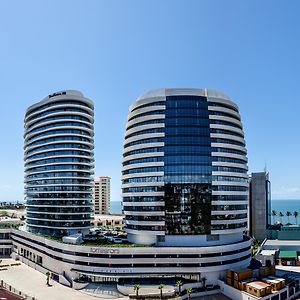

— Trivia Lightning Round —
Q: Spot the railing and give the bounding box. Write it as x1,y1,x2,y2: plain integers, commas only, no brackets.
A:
0,280,37,300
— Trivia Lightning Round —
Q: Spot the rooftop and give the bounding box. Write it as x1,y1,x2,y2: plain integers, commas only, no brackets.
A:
247,281,270,289
264,239,300,246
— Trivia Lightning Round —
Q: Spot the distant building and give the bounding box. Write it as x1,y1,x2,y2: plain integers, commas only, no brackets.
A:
249,172,271,241
93,176,110,214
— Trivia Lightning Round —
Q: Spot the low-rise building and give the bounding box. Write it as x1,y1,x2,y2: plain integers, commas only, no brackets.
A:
92,214,124,231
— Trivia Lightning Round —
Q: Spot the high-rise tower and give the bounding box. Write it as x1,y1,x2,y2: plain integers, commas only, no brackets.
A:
24,90,94,236
93,176,111,214
122,88,248,248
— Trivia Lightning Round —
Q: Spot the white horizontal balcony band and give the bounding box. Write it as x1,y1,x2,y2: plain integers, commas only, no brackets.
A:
122,172,164,180
207,96,238,111
26,118,93,136
125,123,165,137
25,132,94,148
208,106,241,120
25,103,93,123
25,139,94,153
26,154,94,165
26,205,92,209
126,114,165,130
211,181,249,187
26,162,93,172
211,200,248,205
26,111,94,130
25,223,90,230
25,125,94,143
26,96,94,116
212,161,248,170
121,182,164,188
124,227,165,236
124,132,165,146
211,227,245,235
123,152,164,163
131,94,166,111
123,211,164,216
26,184,93,189
122,162,164,172
128,104,165,119
27,211,91,215
209,124,244,136
26,217,91,222
26,169,93,176
211,152,248,162
210,133,245,144
27,190,91,195
25,147,94,160
211,218,248,225
212,171,248,178
211,209,248,215
122,202,164,207
25,177,92,184
210,143,246,153
122,192,164,197
212,191,248,196
209,114,242,128
123,142,165,154
125,220,165,226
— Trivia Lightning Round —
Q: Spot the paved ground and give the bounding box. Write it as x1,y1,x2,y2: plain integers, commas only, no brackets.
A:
81,283,127,299
193,295,231,300
0,259,128,300
122,283,175,296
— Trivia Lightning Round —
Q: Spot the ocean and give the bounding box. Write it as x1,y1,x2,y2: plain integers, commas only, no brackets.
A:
110,199,300,224
270,199,300,224
3,199,299,224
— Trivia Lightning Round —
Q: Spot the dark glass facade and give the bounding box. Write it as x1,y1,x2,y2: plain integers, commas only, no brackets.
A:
164,96,212,235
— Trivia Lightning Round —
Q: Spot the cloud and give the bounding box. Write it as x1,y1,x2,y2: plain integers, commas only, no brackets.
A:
273,185,300,196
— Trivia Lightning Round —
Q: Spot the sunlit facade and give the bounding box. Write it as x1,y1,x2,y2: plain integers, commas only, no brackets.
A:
24,90,94,236
122,88,248,247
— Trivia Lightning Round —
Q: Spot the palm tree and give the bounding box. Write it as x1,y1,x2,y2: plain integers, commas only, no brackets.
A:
133,284,140,299
158,284,164,299
271,210,277,224
294,211,299,225
186,287,193,300
286,211,292,224
176,280,183,295
279,212,284,224
201,277,207,289
46,271,51,286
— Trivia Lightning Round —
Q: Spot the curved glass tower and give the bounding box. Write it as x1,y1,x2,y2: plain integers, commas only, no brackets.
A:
122,88,248,247
24,90,94,236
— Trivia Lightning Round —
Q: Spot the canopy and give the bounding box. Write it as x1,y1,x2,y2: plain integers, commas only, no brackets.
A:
279,250,297,259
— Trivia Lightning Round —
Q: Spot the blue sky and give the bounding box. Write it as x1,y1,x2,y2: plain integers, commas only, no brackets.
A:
0,0,299,202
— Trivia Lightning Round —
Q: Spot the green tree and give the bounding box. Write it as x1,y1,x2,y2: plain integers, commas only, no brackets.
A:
286,211,292,224
294,211,299,225
186,287,193,300
158,284,165,299
176,280,183,295
279,212,284,224
133,284,140,299
271,210,277,224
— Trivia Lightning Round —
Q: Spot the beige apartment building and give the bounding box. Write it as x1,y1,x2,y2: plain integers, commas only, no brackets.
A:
93,176,111,214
